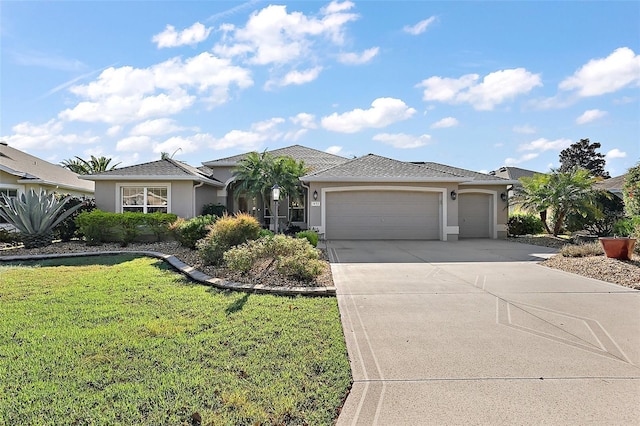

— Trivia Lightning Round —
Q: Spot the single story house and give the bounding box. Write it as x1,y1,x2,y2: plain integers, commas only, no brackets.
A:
594,174,626,200
0,142,94,199
84,144,517,241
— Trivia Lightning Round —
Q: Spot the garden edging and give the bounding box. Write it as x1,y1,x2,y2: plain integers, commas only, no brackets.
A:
0,251,337,296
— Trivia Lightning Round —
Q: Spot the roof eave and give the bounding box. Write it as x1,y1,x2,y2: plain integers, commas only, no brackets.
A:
15,178,94,193
460,179,519,186
81,175,223,186
300,176,470,183
201,161,237,167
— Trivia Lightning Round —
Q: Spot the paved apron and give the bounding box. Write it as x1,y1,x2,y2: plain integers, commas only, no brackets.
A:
329,240,640,425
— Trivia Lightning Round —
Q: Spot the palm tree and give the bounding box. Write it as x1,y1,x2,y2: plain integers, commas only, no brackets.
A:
232,152,309,224
60,155,120,174
512,168,601,236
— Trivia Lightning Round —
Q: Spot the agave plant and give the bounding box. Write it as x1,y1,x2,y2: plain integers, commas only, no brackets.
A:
0,189,84,248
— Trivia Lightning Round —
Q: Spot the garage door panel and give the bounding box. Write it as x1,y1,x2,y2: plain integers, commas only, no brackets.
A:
326,191,440,240
459,193,491,238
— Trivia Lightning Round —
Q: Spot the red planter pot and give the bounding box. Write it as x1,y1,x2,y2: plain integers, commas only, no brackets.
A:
599,237,636,261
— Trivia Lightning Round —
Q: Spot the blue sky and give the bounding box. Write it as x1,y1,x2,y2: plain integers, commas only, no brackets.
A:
1,1,638,176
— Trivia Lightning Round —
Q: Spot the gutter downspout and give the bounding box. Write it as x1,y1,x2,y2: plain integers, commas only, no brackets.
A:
193,181,204,218
300,181,310,229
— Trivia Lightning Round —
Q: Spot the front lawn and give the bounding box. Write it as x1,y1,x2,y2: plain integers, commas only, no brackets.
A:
0,255,351,425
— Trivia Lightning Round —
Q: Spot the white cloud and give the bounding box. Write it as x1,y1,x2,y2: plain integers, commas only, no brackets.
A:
606,148,627,159
154,136,200,155
321,97,416,133
403,16,437,35
504,153,539,165
338,47,379,65
130,118,186,136
60,53,252,124
373,133,432,149
513,124,536,134
116,135,152,152
2,119,98,151
430,117,459,129
213,2,359,65
559,47,640,97
251,117,285,133
283,129,308,141
152,22,213,48
325,145,343,155
107,125,123,137
290,112,317,128
518,137,572,152
576,109,607,124
417,68,542,110
267,67,323,89
206,117,286,151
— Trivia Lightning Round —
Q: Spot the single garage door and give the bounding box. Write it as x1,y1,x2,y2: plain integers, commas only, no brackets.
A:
459,193,491,238
325,190,440,240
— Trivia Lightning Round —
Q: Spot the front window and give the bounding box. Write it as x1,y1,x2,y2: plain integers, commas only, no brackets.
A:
290,198,305,222
122,186,168,213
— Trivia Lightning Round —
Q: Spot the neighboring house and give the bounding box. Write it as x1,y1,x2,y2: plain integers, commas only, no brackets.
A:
490,166,544,214
594,174,626,200
86,144,516,241
0,141,94,199
81,158,223,219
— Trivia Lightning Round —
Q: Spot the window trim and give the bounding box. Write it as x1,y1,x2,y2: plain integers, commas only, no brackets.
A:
116,183,171,214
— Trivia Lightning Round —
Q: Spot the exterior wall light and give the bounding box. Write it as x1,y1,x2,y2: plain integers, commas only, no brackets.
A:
313,190,318,200
271,184,280,234
500,192,507,202
450,190,457,200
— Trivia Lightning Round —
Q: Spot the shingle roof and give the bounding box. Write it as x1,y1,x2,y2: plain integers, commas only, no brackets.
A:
202,144,349,171
414,162,508,182
0,143,94,193
594,174,626,192
301,154,473,182
490,166,542,180
83,158,222,186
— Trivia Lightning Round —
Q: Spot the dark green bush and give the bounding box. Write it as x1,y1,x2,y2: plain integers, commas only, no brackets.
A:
75,210,177,246
296,230,319,247
197,213,261,266
54,197,96,241
508,214,545,236
169,215,217,249
201,203,227,217
259,228,275,239
565,192,624,237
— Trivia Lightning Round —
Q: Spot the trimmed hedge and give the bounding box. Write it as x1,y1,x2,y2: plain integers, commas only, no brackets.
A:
75,210,177,246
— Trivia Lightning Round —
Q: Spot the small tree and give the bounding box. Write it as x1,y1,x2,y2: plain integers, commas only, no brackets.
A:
512,168,601,236
559,138,610,178
623,162,640,216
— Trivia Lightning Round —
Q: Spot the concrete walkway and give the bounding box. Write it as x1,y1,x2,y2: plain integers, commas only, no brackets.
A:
330,240,640,425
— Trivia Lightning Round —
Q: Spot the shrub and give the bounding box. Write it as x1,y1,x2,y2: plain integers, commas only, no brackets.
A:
224,234,323,282
277,254,325,282
564,192,624,237
613,216,640,237
169,215,217,249
75,210,177,246
201,203,227,217
259,228,274,239
197,213,261,266
560,242,603,257
296,230,318,247
0,227,20,245
54,197,96,241
508,214,545,236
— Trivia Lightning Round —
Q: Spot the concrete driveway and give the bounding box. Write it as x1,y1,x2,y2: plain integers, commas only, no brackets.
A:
329,240,640,425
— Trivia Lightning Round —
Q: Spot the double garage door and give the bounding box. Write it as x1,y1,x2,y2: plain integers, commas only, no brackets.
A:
325,190,440,240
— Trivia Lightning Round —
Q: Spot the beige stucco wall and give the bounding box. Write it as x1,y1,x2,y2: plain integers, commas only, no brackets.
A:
94,180,222,219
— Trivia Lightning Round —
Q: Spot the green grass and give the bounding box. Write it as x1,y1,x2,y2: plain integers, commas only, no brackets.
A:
0,255,351,425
